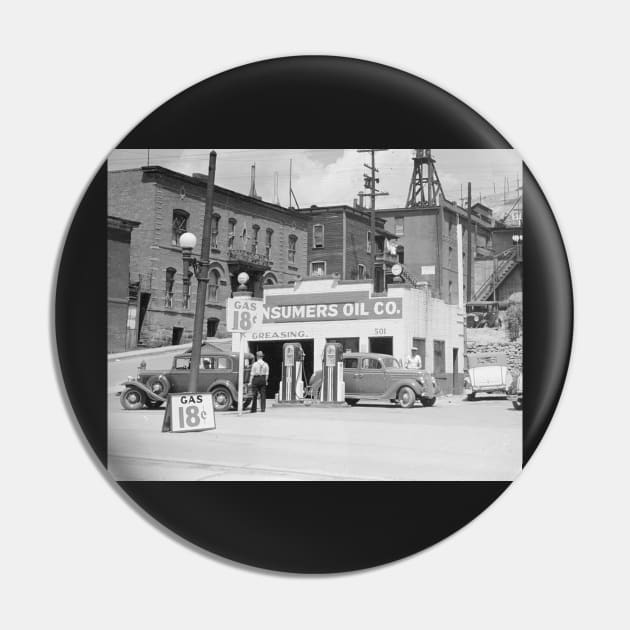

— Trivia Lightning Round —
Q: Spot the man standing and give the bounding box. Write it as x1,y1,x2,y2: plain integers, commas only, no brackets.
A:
249,350,270,413
405,347,423,369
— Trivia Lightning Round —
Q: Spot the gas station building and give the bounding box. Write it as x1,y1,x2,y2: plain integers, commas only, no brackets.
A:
232,276,465,395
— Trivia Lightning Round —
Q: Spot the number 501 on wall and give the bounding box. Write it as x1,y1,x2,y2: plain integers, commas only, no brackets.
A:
227,297,263,332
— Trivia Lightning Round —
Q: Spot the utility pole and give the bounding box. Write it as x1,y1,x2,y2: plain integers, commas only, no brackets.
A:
357,149,388,284
188,151,217,392
467,182,472,303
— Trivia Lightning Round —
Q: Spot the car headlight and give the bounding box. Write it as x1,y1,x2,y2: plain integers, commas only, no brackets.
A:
418,376,425,385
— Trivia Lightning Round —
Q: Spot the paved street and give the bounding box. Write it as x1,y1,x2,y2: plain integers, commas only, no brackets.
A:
108,352,522,481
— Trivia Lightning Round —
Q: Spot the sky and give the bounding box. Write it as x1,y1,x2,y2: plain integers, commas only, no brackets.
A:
108,148,522,214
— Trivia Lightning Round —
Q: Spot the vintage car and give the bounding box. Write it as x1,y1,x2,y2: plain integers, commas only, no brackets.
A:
465,301,504,328
463,352,512,400
309,352,438,409
119,348,253,412
507,371,523,410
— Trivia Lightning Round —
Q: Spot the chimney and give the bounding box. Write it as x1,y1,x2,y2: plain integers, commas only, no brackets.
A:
249,164,262,200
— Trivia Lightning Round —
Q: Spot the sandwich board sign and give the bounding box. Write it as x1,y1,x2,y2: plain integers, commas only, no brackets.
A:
162,393,216,433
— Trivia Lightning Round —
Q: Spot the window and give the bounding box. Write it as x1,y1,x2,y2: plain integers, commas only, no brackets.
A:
394,216,404,236
208,269,220,301
200,356,231,370
366,230,372,253
313,224,324,248
448,280,453,303
211,213,220,248
448,246,453,266
175,357,191,370
228,218,236,249
171,210,189,246
396,245,404,264
310,261,326,276
343,358,358,369
251,224,260,254
265,228,273,258
165,267,176,308
362,358,382,370
288,234,297,263
357,264,366,279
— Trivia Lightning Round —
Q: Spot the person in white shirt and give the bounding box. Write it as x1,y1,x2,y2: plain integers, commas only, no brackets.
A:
249,350,270,413
405,347,423,369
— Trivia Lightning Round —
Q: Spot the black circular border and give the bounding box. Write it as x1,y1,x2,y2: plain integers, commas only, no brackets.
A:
55,56,572,573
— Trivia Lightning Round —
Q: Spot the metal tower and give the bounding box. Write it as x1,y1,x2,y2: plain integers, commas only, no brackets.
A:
405,149,444,207
249,164,261,200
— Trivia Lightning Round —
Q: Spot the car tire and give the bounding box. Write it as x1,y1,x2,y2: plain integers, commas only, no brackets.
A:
345,398,359,406
146,374,170,398
120,388,146,410
211,386,233,412
397,386,416,409
467,393,476,401
420,396,436,407
512,400,522,410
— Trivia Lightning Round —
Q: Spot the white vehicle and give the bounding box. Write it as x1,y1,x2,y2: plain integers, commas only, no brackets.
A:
463,352,512,401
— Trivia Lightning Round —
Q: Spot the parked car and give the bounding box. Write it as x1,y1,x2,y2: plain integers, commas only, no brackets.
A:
463,352,512,400
309,352,438,409
119,348,253,412
507,371,523,410
465,301,504,328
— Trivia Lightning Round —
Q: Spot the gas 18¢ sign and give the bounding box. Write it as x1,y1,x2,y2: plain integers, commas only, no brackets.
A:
227,297,264,332
162,393,216,433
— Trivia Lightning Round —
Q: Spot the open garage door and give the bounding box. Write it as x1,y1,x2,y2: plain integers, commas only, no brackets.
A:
247,339,314,399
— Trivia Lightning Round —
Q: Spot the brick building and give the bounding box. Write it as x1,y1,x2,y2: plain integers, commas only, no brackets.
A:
377,199,495,304
107,216,140,353
108,166,309,347
297,204,398,291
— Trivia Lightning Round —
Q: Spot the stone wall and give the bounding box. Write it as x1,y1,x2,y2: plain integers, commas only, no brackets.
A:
466,338,522,374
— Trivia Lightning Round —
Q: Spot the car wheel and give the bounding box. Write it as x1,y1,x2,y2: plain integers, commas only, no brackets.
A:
211,386,233,412
345,398,359,406
146,374,170,398
420,396,436,407
467,393,476,401
397,386,416,409
145,399,163,409
120,388,146,410
512,400,522,410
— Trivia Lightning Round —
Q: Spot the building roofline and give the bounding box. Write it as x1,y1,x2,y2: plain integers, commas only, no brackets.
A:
110,165,303,219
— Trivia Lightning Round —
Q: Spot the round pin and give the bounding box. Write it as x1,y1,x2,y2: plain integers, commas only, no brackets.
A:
55,56,572,573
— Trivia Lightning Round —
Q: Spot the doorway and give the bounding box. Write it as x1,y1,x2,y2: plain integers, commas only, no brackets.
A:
452,347,460,394
206,317,219,338
171,326,184,345
247,339,314,399
369,336,393,355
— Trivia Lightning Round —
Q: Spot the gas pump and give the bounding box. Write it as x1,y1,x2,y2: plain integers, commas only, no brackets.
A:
319,342,345,404
277,342,305,403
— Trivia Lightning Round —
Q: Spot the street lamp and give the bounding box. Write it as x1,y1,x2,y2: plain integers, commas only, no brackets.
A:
180,232,198,310
236,271,250,293
182,151,218,392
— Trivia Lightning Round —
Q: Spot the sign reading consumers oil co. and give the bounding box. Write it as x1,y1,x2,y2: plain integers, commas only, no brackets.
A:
262,291,403,323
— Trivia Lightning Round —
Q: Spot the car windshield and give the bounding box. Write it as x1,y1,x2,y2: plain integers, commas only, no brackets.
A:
381,357,400,368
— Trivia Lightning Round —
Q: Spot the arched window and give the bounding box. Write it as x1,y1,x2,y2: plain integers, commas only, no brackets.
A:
265,228,273,258
228,218,237,249
211,213,220,248
251,224,260,254
208,269,220,301
171,209,189,246
288,234,297,263
165,267,176,308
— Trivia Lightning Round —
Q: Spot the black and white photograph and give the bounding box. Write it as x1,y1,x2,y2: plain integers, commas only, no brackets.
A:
108,148,523,481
